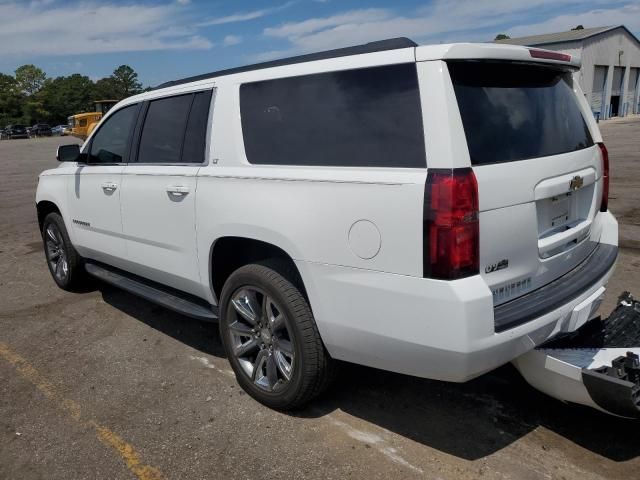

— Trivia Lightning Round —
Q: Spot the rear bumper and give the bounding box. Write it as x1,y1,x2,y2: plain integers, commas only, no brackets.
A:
494,242,618,332
298,212,618,382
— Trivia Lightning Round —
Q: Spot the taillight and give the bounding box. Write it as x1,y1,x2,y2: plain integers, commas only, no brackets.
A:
423,168,479,280
598,142,609,212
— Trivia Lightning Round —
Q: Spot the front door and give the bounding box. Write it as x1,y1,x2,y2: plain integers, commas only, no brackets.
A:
120,90,213,297
67,104,139,264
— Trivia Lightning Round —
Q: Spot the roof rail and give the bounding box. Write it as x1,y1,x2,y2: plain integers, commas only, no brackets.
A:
153,37,417,90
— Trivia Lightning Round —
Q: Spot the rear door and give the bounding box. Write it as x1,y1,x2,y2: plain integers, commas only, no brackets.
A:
447,61,604,306
120,89,213,297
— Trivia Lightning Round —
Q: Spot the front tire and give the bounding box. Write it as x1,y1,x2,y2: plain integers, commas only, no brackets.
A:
220,263,333,409
42,212,85,290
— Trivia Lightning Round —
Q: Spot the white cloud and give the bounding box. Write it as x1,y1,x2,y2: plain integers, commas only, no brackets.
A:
176,0,191,4
260,0,631,55
264,8,390,38
0,1,213,56
198,1,295,27
507,4,640,38
223,34,242,46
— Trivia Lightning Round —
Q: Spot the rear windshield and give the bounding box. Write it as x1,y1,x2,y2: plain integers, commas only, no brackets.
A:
448,61,593,165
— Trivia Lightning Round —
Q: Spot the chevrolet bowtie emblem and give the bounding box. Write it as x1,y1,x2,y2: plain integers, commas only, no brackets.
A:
569,175,584,191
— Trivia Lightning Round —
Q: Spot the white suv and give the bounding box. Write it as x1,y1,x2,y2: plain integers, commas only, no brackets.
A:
36,38,618,409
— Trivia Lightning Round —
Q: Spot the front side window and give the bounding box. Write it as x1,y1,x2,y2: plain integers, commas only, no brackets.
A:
89,105,138,164
240,64,426,168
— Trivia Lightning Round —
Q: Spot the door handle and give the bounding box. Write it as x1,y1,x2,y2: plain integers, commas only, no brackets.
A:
101,182,118,192
166,185,190,197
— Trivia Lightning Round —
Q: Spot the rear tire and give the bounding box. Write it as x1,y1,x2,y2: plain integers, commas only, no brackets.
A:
42,212,86,291
219,263,334,409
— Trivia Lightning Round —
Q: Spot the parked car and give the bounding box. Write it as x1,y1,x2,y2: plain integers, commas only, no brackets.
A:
1,124,29,139
51,125,69,136
31,123,52,137
36,39,620,411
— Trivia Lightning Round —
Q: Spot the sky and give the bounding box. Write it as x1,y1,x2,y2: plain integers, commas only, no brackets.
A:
1,0,639,87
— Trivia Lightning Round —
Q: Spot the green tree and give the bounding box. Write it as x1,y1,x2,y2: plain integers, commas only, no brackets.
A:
0,73,23,126
22,96,48,124
494,33,511,41
14,64,46,95
40,74,95,124
110,65,142,99
92,77,119,100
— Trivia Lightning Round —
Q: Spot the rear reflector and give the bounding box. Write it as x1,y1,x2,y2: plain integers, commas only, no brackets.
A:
599,143,609,212
529,49,571,62
423,168,479,280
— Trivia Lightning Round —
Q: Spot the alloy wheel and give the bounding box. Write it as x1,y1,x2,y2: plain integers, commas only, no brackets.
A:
227,287,295,392
45,224,68,283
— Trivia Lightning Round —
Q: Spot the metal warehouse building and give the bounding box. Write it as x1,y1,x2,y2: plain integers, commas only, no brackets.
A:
497,25,640,120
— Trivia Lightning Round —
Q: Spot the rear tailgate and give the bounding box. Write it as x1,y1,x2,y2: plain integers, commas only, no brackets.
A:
447,59,607,323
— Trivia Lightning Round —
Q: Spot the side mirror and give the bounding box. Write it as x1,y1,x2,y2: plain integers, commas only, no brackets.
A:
56,144,84,163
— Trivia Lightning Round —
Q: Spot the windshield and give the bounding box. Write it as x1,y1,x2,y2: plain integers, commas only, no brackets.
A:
448,61,593,165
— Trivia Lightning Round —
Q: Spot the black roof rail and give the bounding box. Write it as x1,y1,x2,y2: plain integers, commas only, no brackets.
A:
153,37,417,90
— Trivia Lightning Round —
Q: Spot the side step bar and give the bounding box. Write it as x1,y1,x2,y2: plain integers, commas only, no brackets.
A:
513,292,640,418
85,262,218,322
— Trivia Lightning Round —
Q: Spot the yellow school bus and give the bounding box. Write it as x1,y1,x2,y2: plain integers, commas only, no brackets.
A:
68,100,118,139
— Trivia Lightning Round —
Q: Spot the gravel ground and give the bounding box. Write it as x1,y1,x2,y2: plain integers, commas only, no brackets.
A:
0,121,639,480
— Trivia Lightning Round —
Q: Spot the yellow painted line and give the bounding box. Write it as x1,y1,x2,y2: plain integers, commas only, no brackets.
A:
0,342,164,480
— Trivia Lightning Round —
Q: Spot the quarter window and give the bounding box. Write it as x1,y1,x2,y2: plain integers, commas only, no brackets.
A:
89,105,138,164
240,64,426,168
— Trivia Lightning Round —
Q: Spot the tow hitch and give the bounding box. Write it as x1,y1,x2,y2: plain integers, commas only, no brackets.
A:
513,292,640,418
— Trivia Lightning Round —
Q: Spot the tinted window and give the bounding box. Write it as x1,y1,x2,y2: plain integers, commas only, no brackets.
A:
137,94,193,164
449,62,593,165
240,64,425,168
182,90,212,163
89,105,137,164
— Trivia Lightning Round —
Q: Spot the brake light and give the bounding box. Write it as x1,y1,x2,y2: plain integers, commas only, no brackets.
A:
529,49,571,62
423,168,479,280
598,142,609,212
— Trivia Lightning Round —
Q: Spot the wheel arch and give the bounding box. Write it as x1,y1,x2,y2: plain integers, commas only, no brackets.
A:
209,236,307,305
36,200,61,233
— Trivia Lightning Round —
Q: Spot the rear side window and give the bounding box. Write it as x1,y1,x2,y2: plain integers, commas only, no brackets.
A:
138,94,193,164
182,90,213,163
240,64,425,168
137,90,212,164
448,62,593,165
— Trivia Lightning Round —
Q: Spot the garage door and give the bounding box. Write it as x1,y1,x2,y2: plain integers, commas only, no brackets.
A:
590,65,607,113
627,67,640,114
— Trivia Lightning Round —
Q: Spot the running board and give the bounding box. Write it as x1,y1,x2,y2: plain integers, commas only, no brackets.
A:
513,292,640,418
85,262,218,322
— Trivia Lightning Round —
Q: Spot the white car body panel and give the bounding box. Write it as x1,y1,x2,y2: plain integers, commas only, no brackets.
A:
36,42,619,383
65,165,126,262
119,165,204,297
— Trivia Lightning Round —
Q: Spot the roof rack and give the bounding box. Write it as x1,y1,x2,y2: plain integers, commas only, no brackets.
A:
153,37,417,90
